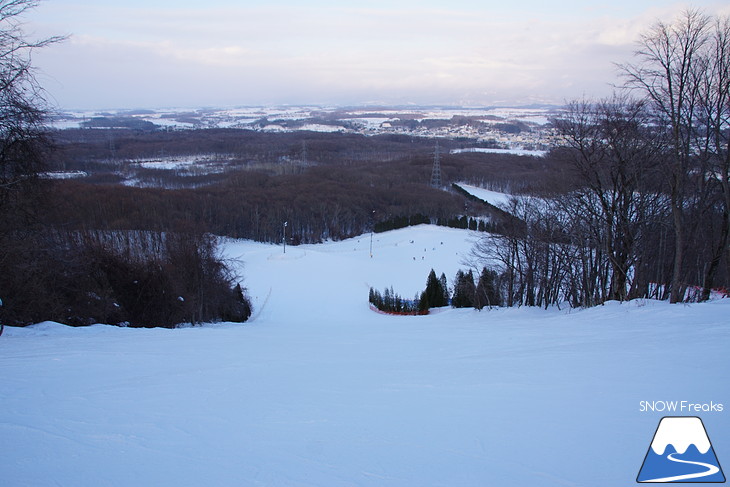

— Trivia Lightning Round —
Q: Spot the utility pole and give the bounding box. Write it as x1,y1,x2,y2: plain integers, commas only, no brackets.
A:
430,140,442,188
283,221,288,254
370,210,375,258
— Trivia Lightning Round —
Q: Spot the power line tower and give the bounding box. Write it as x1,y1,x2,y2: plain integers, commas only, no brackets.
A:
430,141,442,188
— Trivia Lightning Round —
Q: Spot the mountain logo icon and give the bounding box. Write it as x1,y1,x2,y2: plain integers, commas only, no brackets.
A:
637,416,725,483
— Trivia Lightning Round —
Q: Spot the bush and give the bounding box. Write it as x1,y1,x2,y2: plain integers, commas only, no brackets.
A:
0,229,252,328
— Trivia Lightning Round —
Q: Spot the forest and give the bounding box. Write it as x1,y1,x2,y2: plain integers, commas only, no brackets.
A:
466,11,730,308
42,128,569,243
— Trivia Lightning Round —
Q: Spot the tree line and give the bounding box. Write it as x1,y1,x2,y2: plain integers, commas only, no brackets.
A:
468,10,730,306
369,268,502,315
0,0,252,328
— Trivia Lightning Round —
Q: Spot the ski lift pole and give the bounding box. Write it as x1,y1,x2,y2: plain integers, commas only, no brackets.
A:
283,221,288,254
370,210,375,258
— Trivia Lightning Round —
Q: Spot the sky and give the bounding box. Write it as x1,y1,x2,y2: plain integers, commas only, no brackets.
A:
24,0,730,110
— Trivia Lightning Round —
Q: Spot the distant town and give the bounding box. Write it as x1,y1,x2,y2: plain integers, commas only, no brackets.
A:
51,105,563,154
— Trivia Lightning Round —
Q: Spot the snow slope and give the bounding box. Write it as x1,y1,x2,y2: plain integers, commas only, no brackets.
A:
455,182,516,207
1,225,728,487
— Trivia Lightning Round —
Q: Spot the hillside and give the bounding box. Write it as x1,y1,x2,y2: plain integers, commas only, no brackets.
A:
1,225,728,486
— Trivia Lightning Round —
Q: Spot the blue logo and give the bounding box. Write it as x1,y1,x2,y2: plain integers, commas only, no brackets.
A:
637,416,725,483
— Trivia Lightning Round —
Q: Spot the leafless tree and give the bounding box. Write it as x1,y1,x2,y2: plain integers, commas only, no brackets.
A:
0,0,64,214
619,9,715,302
695,16,730,300
552,96,665,301
0,0,64,326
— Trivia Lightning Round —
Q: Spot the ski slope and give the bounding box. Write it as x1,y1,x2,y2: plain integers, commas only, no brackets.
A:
454,182,516,207
1,225,728,487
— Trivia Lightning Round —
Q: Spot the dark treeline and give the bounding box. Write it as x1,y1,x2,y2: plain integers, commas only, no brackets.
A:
0,2,252,328
48,127,571,191
369,269,449,315
47,168,467,243
43,128,567,243
49,129,444,171
1,228,252,327
369,268,503,315
369,287,424,315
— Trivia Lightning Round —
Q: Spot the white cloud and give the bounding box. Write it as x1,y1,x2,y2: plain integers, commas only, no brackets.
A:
27,1,730,109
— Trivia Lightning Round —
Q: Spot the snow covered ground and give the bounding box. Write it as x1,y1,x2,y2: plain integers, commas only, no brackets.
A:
1,225,728,486
455,183,516,207
451,147,547,157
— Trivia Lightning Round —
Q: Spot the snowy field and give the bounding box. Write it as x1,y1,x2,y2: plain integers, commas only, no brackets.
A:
451,147,547,157
49,106,559,134
1,225,728,486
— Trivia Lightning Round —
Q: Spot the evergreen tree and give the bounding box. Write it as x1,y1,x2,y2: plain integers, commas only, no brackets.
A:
423,269,449,309
452,270,476,308
370,286,420,314
418,289,430,313
369,287,379,307
475,267,502,309
439,272,449,306
383,286,393,310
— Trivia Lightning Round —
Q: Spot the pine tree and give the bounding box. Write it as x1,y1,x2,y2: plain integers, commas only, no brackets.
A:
422,269,447,309
439,272,449,306
452,270,476,308
418,289,430,313
383,287,393,310
475,267,502,309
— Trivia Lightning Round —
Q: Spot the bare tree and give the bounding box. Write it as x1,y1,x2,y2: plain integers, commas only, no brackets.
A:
696,16,730,300
619,9,712,302
0,0,64,216
0,0,64,326
552,96,664,301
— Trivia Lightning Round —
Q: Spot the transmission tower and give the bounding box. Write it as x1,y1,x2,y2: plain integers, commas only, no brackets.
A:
430,141,442,188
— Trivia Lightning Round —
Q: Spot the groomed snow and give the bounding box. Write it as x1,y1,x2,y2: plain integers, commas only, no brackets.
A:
1,225,728,487
454,182,516,207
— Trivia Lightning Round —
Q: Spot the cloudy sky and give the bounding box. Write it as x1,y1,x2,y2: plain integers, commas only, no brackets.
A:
26,0,730,110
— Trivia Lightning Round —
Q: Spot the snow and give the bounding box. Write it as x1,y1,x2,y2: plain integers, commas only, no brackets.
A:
39,170,88,180
451,147,547,157
298,123,347,133
1,224,728,487
347,117,395,129
650,417,712,455
49,119,84,130
136,159,199,170
455,182,516,207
